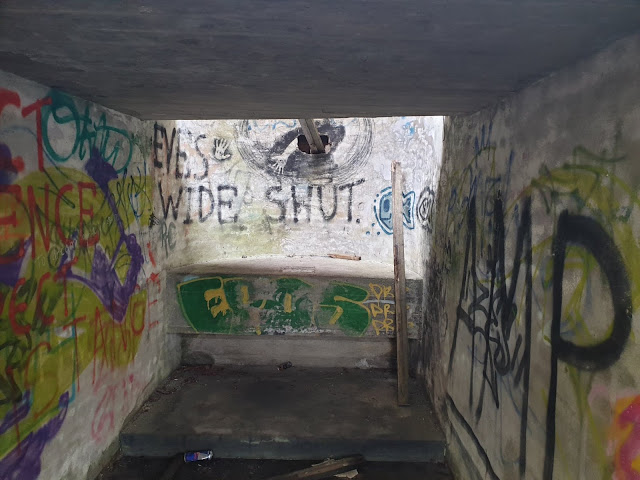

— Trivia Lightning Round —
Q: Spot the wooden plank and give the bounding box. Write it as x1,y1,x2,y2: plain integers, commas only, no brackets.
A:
298,118,326,154
327,253,361,261
392,160,409,406
265,455,365,480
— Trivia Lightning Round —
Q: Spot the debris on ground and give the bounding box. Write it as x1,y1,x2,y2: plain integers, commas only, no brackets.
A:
334,469,359,478
265,455,364,480
278,361,293,370
327,254,361,261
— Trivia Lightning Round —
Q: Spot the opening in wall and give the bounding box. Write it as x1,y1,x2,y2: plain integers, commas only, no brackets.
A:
297,134,330,154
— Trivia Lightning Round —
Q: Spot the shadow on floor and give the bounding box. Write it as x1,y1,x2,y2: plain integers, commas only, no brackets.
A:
97,456,453,480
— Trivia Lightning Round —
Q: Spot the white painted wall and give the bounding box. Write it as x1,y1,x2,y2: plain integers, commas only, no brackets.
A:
153,117,444,278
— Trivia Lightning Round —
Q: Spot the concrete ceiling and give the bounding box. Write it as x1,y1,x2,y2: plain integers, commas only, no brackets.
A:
1,1,639,120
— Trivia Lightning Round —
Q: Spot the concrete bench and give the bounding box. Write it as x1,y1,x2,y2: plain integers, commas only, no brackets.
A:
166,256,423,368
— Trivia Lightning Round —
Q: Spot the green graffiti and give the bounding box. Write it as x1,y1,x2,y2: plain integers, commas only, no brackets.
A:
177,277,250,334
177,277,389,336
41,90,134,173
252,278,313,331
317,283,371,336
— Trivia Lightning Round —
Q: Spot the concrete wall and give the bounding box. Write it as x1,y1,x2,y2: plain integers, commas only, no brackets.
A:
0,71,179,479
424,33,640,479
153,117,443,275
152,116,443,367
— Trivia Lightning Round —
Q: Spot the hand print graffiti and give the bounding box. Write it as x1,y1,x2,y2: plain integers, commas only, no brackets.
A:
212,138,231,161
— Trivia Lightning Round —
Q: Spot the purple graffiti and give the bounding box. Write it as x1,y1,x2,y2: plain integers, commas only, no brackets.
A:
58,148,143,322
0,143,28,287
0,241,27,287
0,392,68,480
0,392,30,435
0,143,20,186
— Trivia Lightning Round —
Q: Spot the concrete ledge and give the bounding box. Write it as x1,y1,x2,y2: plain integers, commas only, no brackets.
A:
181,334,420,370
167,255,421,280
120,434,445,463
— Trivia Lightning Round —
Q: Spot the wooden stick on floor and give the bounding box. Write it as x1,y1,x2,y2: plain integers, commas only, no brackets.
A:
265,455,365,480
392,160,409,406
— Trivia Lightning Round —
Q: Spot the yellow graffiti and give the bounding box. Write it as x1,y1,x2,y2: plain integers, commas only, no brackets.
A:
367,283,397,336
255,299,268,309
369,283,394,301
0,166,150,459
283,293,293,313
241,285,250,305
204,284,232,318
325,304,344,325
371,303,395,335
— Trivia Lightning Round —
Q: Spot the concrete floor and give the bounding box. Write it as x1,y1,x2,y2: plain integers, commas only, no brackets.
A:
120,365,445,463
97,457,453,480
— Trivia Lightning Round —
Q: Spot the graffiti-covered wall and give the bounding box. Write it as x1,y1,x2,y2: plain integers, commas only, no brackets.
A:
0,71,177,479
152,117,443,273
425,34,640,479
169,274,423,338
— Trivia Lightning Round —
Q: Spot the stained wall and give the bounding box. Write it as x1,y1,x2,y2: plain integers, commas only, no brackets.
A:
424,33,640,479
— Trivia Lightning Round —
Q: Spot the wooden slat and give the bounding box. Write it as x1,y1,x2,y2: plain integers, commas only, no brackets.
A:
392,160,409,406
327,253,361,261
265,455,365,480
298,118,326,154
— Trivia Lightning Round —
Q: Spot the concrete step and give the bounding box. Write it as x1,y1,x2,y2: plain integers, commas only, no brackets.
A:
180,334,421,370
120,366,445,463
98,457,454,480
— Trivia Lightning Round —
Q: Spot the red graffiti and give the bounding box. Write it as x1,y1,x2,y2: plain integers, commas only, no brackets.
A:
0,185,25,264
91,302,146,386
147,242,156,267
35,272,55,327
91,385,115,443
0,88,20,117
9,278,29,335
149,272,160,289
3,181,106,256
27,184,51,257
130,299,146,336
91,373,144,443
77,182,98,247
21,96,52,172
612,395,640,480
54,183,75,246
